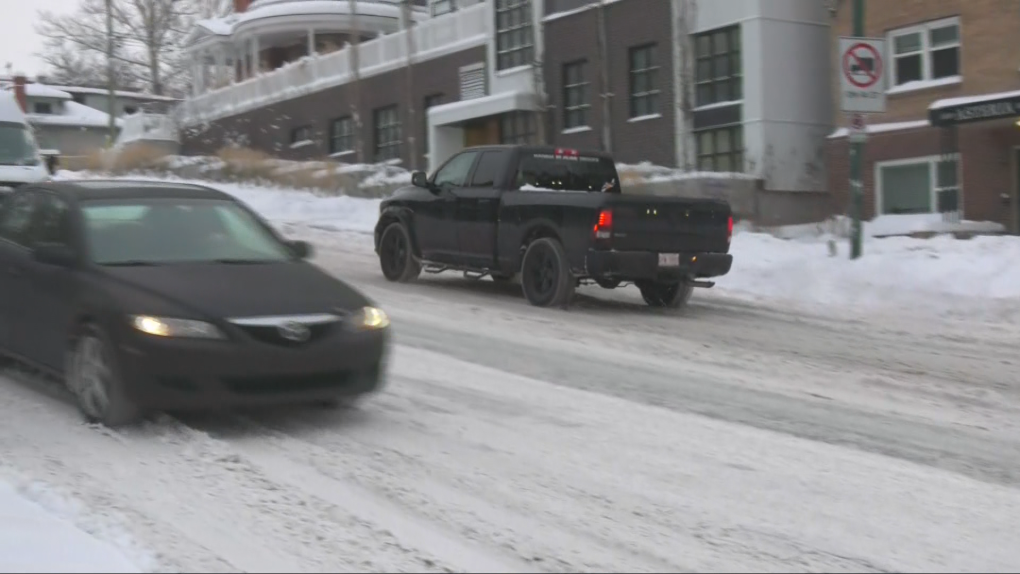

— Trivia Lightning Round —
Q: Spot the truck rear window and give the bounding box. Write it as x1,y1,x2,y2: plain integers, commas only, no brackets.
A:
515,152,620,193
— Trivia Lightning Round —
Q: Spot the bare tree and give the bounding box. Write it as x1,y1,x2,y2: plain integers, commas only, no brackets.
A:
674,0,697,170
35,0,209,96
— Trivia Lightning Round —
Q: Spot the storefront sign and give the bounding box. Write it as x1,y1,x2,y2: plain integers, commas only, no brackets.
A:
930,95,1020,126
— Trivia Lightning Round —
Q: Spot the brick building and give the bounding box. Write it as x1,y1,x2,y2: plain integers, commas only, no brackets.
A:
827,0,1020,234
179,0,833,218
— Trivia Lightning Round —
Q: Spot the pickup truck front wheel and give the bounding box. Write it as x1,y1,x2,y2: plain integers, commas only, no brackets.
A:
521,238,575,308
637,280,694,309
379,222,422,282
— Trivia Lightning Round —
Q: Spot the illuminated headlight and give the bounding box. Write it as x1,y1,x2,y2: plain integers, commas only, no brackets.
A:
131,315,225,339
347,306,390,331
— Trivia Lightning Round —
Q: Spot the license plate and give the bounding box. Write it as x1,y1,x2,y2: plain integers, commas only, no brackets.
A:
658,253,680,267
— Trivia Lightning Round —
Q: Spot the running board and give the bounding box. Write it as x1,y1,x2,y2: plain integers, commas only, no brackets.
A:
690,280,715,288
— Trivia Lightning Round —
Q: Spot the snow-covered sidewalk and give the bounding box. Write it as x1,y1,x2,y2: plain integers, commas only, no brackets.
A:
0,480,142,573
56,171,1020,323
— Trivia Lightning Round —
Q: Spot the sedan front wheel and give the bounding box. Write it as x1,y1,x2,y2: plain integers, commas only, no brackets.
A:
67,326,143,428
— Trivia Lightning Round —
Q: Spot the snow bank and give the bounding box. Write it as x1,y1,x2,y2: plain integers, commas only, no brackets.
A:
718,231,1020,321
0,480,146,572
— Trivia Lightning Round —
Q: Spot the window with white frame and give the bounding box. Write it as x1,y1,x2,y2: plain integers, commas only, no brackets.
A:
329,116,354,155
431,0,455,17
628,43,659,118
562,59,589,129
495,0,534,71
878,156,960,215
373,106,401,162
695,125,743,172
694,25,742,107
888,17,960,88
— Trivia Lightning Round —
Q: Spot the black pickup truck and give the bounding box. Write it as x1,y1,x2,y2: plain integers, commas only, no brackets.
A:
374,145,733,309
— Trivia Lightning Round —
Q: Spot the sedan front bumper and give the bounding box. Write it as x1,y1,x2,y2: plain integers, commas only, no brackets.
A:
115,325,389,411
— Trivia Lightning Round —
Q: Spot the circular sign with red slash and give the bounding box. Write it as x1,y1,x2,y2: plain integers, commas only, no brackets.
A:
842,42,883,89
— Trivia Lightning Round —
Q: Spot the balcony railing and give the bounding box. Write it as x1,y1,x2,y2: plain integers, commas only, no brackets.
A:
179,1,488,126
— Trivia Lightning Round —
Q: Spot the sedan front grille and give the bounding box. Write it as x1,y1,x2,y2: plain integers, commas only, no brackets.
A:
236,322,335,346
226,312,344,347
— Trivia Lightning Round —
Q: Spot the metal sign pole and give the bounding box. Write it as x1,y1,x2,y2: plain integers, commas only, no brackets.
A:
849,0,866,259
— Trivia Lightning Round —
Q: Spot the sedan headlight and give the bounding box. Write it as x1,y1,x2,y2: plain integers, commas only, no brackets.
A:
131,315,225,339
347,306,390,331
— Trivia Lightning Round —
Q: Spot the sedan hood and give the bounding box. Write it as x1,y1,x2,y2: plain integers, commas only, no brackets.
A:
100,261,371,319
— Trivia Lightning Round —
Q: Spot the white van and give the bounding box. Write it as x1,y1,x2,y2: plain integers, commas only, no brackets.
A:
0,91,50,192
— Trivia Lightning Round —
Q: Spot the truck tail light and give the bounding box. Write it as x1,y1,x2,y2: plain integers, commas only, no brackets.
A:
727,215,733,243
594,208,613,240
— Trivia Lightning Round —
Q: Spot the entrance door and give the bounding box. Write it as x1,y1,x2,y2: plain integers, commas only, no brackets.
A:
463,118,499,147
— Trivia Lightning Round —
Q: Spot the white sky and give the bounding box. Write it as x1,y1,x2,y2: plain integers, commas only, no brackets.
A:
2,0,76,76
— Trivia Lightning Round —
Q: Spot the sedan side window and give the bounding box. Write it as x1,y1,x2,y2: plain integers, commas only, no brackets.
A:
433,151,479,188
0,193,37,247
32,194,73,247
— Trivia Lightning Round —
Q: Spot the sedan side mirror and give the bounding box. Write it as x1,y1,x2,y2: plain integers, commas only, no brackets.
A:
34,243,76,267
288,239,314,259
411,171,435,192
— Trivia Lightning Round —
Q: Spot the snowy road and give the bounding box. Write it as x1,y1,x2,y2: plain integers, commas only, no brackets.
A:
2,227,1020,573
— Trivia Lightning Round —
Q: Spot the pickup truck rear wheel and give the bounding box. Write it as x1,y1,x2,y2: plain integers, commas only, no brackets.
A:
637,280,694,309
521,238,575,308
379,222,421,282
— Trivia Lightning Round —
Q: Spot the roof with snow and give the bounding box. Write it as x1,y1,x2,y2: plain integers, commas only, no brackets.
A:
24,84,72,100
27,100,124,129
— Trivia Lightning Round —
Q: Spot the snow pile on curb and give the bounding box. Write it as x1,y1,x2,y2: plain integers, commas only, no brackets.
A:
718,231,1020,322
54,172,1020,322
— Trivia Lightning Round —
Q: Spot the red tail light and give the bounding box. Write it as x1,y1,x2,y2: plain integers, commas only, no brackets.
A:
594,208,613,239
727,215,733,242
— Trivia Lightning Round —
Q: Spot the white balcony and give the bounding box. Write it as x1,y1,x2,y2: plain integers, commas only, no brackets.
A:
178,2,489,126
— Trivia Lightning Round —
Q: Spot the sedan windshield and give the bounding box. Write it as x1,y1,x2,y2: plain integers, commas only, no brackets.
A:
82,198,294,265
0,123,41,166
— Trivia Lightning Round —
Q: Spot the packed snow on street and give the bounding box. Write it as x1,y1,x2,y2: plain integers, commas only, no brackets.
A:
2,170,1020,573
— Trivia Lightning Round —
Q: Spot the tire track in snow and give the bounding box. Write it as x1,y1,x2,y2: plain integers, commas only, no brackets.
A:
0,371,451,573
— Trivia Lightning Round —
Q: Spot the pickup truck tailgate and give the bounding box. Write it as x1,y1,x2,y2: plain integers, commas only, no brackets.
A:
607,198,731,253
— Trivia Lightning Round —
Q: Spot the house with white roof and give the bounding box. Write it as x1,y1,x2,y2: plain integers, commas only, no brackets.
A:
2,78,122,157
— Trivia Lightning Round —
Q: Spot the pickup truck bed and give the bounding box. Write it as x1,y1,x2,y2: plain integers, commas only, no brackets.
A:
375,145,733,309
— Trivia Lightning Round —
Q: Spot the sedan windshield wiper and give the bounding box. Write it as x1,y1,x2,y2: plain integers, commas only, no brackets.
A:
101,260,162,267
211,258,273,265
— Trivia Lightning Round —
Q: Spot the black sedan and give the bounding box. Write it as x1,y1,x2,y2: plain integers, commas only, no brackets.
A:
0,180,390,427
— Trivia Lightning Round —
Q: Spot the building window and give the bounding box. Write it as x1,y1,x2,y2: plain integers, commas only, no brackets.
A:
373,105,402,161
694,25,742,107
432,0,455,16
500,111,536,144
695,125,743,172
33,102,53,115
423,93,443,156
562,60,589,129
495,0,534,71
628,44,659,118
888,17,960,87
877,156,960,215
329,116,354,155
290,125,312,145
